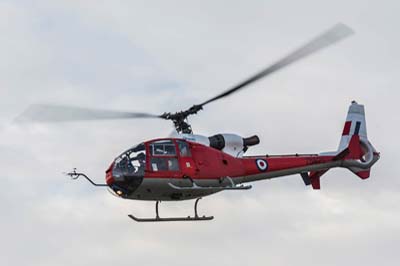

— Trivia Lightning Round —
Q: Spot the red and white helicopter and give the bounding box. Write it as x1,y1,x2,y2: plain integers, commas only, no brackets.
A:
18,24,380,222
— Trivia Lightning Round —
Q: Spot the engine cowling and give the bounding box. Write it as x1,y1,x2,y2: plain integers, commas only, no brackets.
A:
208,133,260,157
173,132,260,157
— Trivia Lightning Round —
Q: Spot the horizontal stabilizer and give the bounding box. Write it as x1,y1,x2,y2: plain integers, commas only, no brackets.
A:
301,172,311,185
310,176,321,190
300,170,328,189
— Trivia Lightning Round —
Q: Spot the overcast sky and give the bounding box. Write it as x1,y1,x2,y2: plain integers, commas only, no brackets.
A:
0,1,399,265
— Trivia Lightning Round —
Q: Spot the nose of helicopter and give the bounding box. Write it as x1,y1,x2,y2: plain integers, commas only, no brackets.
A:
105,162,115,186
105,162,126,196
105,159,145,197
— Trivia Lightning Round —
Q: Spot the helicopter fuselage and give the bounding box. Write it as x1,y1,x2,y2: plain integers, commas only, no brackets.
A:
105,131,379,201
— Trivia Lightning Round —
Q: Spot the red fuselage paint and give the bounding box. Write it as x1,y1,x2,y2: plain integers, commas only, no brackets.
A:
105,137,378,201
135,139,335,180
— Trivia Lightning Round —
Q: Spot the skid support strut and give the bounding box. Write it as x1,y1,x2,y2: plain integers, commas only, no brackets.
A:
128,198,214,222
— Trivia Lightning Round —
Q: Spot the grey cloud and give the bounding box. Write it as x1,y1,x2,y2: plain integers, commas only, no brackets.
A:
0,1,399,266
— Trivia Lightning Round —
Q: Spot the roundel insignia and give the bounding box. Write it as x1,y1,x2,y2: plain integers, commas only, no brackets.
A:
256,159,268,172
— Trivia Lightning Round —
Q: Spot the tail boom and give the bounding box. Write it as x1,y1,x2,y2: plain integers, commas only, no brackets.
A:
238,101,379,189
240,144,379,189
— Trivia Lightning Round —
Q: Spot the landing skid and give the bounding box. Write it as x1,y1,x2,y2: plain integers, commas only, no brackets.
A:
128,198,214,222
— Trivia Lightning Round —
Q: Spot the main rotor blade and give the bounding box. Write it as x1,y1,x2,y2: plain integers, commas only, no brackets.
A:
199,23,354,106
15,104,161,123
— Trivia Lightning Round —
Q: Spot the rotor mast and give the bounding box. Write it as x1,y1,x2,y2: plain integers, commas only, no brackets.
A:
160,104,202,134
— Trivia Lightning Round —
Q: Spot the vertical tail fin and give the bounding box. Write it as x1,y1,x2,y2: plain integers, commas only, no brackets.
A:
338,101,379,179
303,101,379,190
301,101,380,189
338,101,367,151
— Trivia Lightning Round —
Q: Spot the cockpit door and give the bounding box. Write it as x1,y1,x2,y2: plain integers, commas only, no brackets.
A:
147,139,182,178
176,140,197,178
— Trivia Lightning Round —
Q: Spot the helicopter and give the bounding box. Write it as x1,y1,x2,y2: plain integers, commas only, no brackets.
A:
17,23,380,222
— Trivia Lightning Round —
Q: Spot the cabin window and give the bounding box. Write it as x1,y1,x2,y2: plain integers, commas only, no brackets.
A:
150,157,167,171
150,140,176,156
150,157,179,172
149,140,180,172
177,140,191,157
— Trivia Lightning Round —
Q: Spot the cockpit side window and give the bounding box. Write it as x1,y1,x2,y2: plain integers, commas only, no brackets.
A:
150,140,176,156
149,140,180,172
177,140,191,157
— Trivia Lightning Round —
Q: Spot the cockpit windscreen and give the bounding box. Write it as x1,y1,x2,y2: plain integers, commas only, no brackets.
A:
113,143,146,179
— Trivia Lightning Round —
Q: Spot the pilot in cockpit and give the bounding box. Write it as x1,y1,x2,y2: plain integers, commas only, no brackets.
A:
136,152,146,171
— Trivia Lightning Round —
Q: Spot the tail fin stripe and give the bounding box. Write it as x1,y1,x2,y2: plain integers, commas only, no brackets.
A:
342,121,351,135
354,121,361,135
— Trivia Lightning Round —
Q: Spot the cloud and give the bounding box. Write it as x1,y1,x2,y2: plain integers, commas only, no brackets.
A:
0,1,399,266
